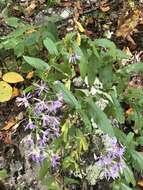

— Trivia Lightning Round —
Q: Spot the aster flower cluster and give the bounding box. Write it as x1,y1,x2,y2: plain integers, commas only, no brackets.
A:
96,134,125,180
16,80,63,164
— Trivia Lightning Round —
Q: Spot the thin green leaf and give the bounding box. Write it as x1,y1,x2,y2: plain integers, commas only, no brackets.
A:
23,56,50,71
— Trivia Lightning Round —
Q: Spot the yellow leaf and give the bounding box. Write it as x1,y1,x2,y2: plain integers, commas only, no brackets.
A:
74,20,85,33
76,32,81,46
65,80,71,90
26,71,34,79
0,81,12,102
25,28,37,34
2,72,24,83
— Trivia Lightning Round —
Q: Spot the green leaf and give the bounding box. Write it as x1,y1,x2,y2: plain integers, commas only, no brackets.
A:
0,170,7,179
76,129,88,151
132,151,143,171
54,81,81,109
118,63,143,74
38,159,50,180
95,38,116,49
23,56,50,71
87,99,114,136
78,109,92,132
111,91,125,123
120,183,133,190
43,37,58,55
61,120,69,142
64,177,80,185
4,17,23,27
123,165,136,186
42,175,61,190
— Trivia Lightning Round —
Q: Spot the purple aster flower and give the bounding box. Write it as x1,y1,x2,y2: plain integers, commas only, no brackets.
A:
31,152,46,163
47,100,62,113
34,80,48,96
42,115,60,127
34,99,49,115
42,115,51,127
27,138,34,146
39,129,50,146
16,92,32,108
107,163,121,180
26,135,34,146
102,134,125,158
95,134,126,181
97,155,112,167
25,120,36,130
51,154,60,168
69,53,80,64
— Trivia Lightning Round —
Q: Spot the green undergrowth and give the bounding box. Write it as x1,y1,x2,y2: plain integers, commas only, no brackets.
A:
1,12,143,190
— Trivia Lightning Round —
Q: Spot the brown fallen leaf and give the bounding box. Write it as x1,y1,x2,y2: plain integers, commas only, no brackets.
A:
3,132,12,144
138,179,143,188
100,0,110,12
116,9,141,45
1,112,24,131
26,71,34,79
25,0,37,16
2,118,16,131
12,87,20,98
126,108,134,116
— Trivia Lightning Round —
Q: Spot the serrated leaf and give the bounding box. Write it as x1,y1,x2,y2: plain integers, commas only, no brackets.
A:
0,81,12,102
43,37,58,55
23,56,49,71
2,72,24,83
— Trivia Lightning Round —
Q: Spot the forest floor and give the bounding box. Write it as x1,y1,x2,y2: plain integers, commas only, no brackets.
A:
0,0,143,190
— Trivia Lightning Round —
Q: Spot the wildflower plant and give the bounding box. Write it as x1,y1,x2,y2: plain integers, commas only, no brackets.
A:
9,26,143,189
16,80,63,165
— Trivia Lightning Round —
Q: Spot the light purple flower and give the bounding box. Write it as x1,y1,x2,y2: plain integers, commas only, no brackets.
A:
69,53,80,64
48,100,62,113
95,134,126,180
27,138,34,145
25,120,36,130
97,155,112,167
16,93,32,108
34,99,49,115
42,115,51,127
31,152,46,163
39,129,50,146
34,80,48,96
42,115,60,127
51,154,60,168
102,135,125,158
